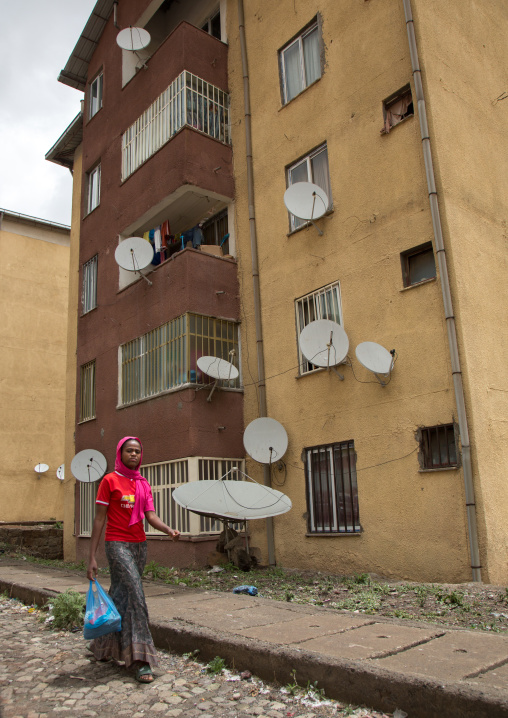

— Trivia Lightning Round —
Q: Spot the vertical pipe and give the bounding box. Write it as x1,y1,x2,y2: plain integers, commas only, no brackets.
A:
238,0,275,564
402,0,481,581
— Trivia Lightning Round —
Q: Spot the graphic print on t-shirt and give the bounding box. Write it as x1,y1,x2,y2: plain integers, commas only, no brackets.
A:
120,494,135,510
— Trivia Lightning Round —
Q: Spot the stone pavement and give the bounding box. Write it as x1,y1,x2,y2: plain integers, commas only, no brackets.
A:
1,559,508,718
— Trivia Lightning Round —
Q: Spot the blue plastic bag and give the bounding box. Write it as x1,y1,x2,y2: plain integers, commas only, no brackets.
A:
83,578,122,640
232,585,258,596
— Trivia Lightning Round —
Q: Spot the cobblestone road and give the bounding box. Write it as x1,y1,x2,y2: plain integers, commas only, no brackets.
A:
0,597,392,718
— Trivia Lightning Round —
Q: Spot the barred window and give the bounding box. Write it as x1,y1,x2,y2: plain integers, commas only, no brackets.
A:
141,457,244,536
120,313,240,405
202,209,229,255
305,441,361,534
295,281,342,374
419,424,458,470
82,255,98,314
287,144,332,231
79,360,96,422
79,481,99,536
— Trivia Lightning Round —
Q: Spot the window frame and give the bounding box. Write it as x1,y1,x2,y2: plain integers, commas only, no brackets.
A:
280,19,322,105
400,242,436,288
286,143,332,232
82,255,98,314
201,8,221,39
295,281,343,375
305,440,361,535
201,208,229,254
79,360,96,422
418,424,459,471
381,84,414,134
89,71,103,119
86,163,101,215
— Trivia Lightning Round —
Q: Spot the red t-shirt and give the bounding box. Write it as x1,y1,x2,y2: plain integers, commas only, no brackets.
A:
96,472,151,542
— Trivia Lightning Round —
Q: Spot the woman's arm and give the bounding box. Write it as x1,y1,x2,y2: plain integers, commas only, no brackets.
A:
145,511,180,540
86,503,108,580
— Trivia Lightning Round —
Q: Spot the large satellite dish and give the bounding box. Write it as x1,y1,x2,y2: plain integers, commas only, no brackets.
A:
116,27,151,51
299,319,349,378
355,341,395,386
115,237,154,271
71,450,107,483
173,479,292,521
56,464,65,481
34,463,49,474
284,182,329,235
197,356,239,381
243,417,288,464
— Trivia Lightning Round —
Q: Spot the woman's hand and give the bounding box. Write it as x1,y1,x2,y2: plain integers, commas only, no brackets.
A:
167,528,180,541
87,558,98,581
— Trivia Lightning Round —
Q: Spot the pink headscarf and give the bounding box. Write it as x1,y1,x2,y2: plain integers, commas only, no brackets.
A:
115,436,154,526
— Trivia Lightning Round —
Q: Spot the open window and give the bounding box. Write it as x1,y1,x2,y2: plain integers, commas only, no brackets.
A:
88,71,103,119
86,163,101,215
381,85,414,134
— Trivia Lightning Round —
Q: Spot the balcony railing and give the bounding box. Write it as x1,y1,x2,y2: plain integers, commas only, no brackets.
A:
122,71,230,180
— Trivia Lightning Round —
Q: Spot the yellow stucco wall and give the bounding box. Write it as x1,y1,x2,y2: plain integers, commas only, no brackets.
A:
0,214,70,522
63,146,83,560
411,0,508,583
226,0,507,582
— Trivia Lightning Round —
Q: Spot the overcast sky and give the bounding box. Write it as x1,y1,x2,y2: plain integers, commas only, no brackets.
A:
0,1,97,226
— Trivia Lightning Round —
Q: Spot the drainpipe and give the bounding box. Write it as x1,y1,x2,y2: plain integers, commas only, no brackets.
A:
403,0,481,582
238,0,276,565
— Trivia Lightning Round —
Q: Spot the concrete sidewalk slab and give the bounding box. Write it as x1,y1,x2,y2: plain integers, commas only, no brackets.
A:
1,559,508,718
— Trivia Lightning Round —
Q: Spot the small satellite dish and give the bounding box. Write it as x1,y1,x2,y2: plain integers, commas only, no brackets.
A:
71,449,107,483
56,464,65,481
299,319,349,378
115,237,154,271
355,341,395,386
34,463,49,474
116,27,151,51
243,417,288,464
197,356,239,381
284,182,329,235
172,479,292,521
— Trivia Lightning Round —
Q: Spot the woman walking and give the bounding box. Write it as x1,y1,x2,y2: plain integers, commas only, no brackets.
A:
87,436,180,683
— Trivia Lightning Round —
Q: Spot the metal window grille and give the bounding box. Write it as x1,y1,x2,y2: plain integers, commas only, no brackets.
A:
141,457,245,536
305,441,361,534
295,281,342,374
79,360,96,421
202,209,229,254
121,71,230,180
120,313,240,405
82,255,98,314
87,164,101,213
79,481,99,536
420,424,458,469
287,145,331,231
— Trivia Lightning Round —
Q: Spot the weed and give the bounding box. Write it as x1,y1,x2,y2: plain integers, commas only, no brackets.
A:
206,656,226,674
183,649,200,660
49,589,86,631
392,609,414,619
53,521,63,530
306,679,326,699
284,669,300,696
285,591,294,602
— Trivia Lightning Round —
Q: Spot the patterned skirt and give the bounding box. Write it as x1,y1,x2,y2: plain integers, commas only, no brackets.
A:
89,541,159,668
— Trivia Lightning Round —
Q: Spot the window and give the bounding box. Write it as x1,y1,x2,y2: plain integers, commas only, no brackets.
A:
89,71,103,119
79,482,99,536
418,424,458,470
79,360,96,422
305,441,361,534
202,209,229,254
401,242,436,287
141,457,244,536
86,164,101,214
120,313,240,405
295,281,342,374
381,85,413,134
82,255,98,314
287,144,332,231
201,9,221,39
280,21,321,104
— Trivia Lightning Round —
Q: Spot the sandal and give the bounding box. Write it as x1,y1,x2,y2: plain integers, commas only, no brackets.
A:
135,663,154,683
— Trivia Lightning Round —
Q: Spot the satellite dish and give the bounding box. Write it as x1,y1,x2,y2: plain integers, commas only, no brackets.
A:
299,319,349,377
115,237,154,271
116,27,151,51
34,463,49,474
197,356,239,381
355,341,395,386
284,182,329,221
71,449,107,483
243,417,288,464
56,464,65,481
172,479,292,521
